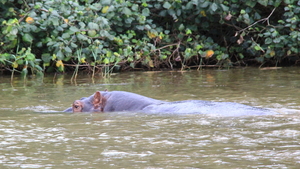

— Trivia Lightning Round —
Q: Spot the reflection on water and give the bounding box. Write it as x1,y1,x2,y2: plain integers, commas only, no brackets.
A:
0,67,300,168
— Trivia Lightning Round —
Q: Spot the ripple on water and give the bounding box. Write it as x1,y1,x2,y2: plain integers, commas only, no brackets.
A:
0,111,300,168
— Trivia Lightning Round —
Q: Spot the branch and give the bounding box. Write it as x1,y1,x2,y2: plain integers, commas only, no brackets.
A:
152,43,179,52
238,7,276,33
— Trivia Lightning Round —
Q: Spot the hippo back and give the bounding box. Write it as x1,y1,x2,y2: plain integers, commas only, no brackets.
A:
142,100,276,116
102,91,166,112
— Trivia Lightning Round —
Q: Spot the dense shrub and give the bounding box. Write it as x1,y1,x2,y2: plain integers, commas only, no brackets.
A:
0,0,299,76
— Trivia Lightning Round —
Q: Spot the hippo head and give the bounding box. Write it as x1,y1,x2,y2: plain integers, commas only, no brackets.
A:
72,91,106,112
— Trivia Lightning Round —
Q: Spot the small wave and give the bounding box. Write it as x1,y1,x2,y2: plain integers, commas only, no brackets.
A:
16,106,59,113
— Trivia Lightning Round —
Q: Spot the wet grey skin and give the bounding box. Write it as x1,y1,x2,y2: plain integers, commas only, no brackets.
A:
64,91,277,117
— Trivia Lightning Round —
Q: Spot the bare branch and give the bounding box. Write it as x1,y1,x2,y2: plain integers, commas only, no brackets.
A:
238,7,276,33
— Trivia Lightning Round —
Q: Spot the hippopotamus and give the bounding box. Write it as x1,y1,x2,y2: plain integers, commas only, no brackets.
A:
64,91,277,116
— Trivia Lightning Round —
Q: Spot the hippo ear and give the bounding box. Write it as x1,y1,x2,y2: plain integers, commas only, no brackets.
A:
93,91,105,111
93,91,103,105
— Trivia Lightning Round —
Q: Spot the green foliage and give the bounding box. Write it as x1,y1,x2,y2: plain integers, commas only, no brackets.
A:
0,47,42,76
0,0,299,75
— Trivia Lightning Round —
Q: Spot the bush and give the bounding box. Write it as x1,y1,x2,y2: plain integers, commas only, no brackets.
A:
0,0,299,76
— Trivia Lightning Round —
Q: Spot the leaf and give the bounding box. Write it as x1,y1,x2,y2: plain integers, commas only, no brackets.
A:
51,10,59,16
101,0,111,5
79,22,86,29
255,57,264,63
186,1,193,10
64,46,72,53
147,31,156,38
159,10,167,17
56,50,64,60
56,60,64,67
258,0,268,6
178,24,185,31
88,22,100,30
245,1,257,8
35,65,43,71
9,28,18,36
254,12,261,20
77,33,87,41
102,6,109,13
200,11,206,17
196,45,203,50
88,30,97,37
25,17,34,24
163,2,172,9
17,59,24,65
63,19,69,24
130,62,135,68
51,17,59,26
123,7,132,15
71,43,78,48
274,0,282,7
168,9,176,19
142,8,150,16
220,4,229,11
205,50,214,58
103,58,109,64
160,55,167,60
186,29,192,35
22,34,33,43
239,53,244,59
243,13,251,25
144,24,151,30
43,62,50,67
270,50,275,57
26,53,35,61
12,62,18,68
131,4,139,11
113,52,120,57
80,57,86,63
177,33,184,40
221,54,229,59
56,26,63,32
254,45,261,51
58,65,64,72
148,60,154,67
176,9,182,16
210,3,218,12
265,38,272,44
106,50,112,57
184,48,192,59
70,26,79,32
273,38,281,43
62,33,70,39
41,53,51,62
200,1,210,8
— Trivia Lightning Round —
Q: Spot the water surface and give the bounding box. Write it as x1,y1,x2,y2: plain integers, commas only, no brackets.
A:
0,67,300,168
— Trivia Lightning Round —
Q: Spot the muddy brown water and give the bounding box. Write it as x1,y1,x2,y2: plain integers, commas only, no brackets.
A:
0,67,300,168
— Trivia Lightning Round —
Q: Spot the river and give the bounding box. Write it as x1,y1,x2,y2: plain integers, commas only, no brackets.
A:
0,67,300,168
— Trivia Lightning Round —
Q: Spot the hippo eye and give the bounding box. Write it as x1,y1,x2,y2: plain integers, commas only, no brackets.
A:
74,105,82,110
72,101,83,112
